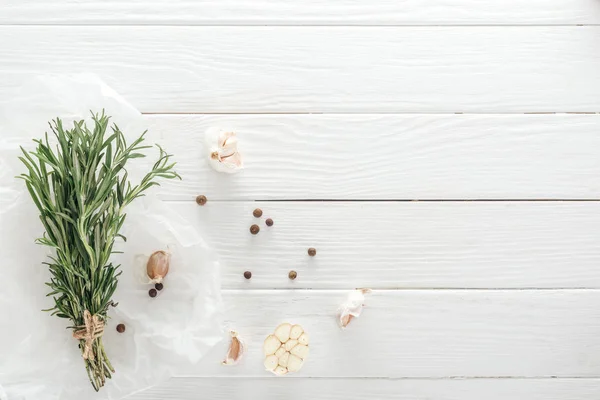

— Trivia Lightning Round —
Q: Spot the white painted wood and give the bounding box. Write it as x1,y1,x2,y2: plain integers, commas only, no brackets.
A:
163,290,600,377
3,0,600,25
170,201,600,289
3,27,600,113
142,114,600,200
135,378,600,400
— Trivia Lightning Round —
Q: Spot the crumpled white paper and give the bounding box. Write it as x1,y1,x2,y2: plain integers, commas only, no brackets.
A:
0,74,223,400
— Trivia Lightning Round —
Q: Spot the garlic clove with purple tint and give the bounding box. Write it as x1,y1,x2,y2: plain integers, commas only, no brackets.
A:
206,127,243,174
222,331,245,366
338,288,371,329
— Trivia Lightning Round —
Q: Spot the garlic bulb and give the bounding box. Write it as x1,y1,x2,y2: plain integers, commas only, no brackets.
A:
263,323,309,376
206,127,243,174
222,331,245,365
146,250,170,283
338,289,371,329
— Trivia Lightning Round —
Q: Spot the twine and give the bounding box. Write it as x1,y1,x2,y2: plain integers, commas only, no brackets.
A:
72,310,104,360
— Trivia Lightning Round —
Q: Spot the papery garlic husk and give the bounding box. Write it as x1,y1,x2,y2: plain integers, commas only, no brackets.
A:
222,331,245,366
206,127,243,174
338,289,371,329
146,250,170,283
263,323,309,376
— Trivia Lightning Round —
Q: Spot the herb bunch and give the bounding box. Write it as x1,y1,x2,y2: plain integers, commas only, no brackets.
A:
18,112,180,391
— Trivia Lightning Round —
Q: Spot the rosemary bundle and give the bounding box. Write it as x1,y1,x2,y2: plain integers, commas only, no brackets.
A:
18,112,180,391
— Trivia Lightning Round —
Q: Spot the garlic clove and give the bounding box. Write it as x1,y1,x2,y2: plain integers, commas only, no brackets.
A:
264,355,279,371
290,325,303,340
278,351,290,367
290,344,309,359
146,250,170,283
206,127,243,174
284,339,298,351
338,288,371,329
273,366,288,376
286,354,304,372
275,346,286,358
274,323,292,343
222,331,245,366
298,333,309,346
263,335,281,356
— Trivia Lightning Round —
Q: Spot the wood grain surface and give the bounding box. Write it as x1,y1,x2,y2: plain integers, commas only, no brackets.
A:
3,1,600,398
134,290,600,378
135,378,600,400
3,0,600,25
2,27,600,113
169,201,600,289
140,114,600,200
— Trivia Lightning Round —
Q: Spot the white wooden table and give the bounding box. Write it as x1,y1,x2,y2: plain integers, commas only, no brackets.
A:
3,1,600,399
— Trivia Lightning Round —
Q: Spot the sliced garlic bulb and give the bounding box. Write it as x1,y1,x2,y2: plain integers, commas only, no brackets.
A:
222,331,245,366
206,127,243,174
338,288,371,329
263,323,309,376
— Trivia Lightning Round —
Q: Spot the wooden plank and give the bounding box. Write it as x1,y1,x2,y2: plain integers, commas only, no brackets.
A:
135,378,600,400
2,27,600,113
3,1,600,25
141,114,600,200
171,201,600,289
174,290,600,377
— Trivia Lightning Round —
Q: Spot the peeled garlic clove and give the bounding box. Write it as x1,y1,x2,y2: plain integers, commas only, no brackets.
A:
206,127,243,174
290,325,303,340
275,346,286,358
274,323,292,343
298,333,309,346
284,339,298,351
264,355,279,371
338,288,371,329
146,250,170,283
263,335,281,356
286,354,304,372
222,331,244,366
273,366,288,376
290,344,309,359
278,351,290,367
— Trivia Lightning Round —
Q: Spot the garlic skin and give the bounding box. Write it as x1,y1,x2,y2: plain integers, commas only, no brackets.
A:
263,323,309,376
146,250,170,283
222,331,245,366
206,127,243,174
338,289,371,329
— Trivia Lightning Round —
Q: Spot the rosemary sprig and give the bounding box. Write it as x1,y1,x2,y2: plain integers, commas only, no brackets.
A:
18,111,180,391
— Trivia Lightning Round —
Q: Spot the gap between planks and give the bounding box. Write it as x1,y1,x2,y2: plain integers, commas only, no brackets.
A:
164,199,600,203
0,24,597,27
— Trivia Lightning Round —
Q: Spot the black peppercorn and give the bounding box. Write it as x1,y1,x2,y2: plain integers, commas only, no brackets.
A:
308,248,317,257
244,271,252,279
288,270,297,280
116,323,126,333
155,282,164,291
149,288,157,298
250,224,260,235
265,218,273,227
196,195,207,206
253,208,263,218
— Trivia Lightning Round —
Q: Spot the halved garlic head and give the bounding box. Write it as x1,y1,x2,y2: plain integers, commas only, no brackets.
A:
338,289,371,329
222,331,245,366
206,127,243,174
263,323,309,376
